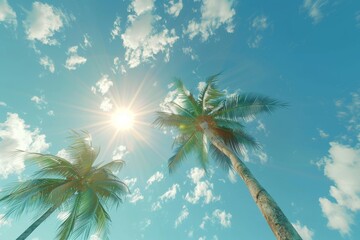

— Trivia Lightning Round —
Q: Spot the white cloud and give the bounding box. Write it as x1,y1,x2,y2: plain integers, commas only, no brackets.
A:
128,188,144,204
23,2,67,45
130,0,154,16
112,57,126,74
184,0,235,41
146,171,164,189
47,110,54,116
319,142,360,235
94,75,113,95
318,128,329,138
248,35,263,49
123,177,137,189
200,209,232,229
303,0,327,24
121,12,178,68
123,177,144,204
292,221,314,240
151,201,162,211
160,183,180,202
185,168,220,204
112,145,129,160
0,0,17,27
65,46,87,70
251,16,268,31
31,95,47,109
182,47,198,60
56,148,71,162
175,205,189,228
140,219,151,230
0,101,7,107
0,113,50,178
81,34,92,48
165,0,183,17
39,55,55,73
227,169,237,183
99,97,113,112
111,16,121,40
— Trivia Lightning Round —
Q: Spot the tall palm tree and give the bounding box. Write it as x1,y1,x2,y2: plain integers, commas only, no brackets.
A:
154,75,302,240
0,131,129,240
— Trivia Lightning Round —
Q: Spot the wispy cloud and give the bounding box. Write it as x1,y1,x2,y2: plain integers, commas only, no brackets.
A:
200,209,232,229
31,95,47,109
318,91,360,235
111,16,121,40
184,0,235,41
146,171,164,189
65,46,87,70
292,221,314,240
0,113,50,178
23,2,69,45
39,55,55,73
303,0,328,24
175,205,189,228
121,9,178,68
124,177,144,204
165,0,183,17
112,145,129,160
185,168,220,205
0,0,17,27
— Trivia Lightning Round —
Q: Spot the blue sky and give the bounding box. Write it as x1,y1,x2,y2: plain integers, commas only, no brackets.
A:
0,0,360,239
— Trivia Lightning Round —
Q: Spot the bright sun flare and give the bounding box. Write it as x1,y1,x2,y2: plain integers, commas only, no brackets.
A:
111,109,135,130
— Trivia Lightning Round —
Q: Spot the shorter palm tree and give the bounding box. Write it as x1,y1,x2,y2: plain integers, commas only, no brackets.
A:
0,131,129,240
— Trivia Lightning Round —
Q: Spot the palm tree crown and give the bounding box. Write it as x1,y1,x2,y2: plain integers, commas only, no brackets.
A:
155,74,283,171
155,75,302,240
0,131,129,240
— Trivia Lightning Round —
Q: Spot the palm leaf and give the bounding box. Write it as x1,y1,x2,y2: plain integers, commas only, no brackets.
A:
197,73,225,111
153,112,194,129
168,133,198,173
212,93,286,120
173,78,201,115
68,130,100,176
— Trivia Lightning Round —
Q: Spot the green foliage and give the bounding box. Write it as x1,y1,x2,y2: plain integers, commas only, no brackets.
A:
154,74,285,172
0,131,129,240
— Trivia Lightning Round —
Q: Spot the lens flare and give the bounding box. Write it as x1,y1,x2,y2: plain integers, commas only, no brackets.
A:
111,109,134,130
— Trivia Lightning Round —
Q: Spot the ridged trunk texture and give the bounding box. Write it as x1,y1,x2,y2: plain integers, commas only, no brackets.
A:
16,206,57,240
201,122,302,240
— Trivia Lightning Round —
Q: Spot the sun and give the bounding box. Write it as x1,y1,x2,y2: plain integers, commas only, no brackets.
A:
111,109,135,130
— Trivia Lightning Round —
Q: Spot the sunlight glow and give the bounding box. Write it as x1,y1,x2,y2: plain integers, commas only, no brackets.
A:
111,109,135,130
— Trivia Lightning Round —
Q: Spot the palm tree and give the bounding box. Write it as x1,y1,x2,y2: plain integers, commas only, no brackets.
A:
154,75,302,240
0,131,129,240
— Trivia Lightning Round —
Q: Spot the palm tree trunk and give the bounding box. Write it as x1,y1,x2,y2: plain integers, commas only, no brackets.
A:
16,205,57,240
201,122,302,240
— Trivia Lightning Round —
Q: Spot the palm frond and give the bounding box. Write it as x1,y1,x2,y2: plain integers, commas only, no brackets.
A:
209,144,233,170
194,132,209,171
211,127,259,157
197,73,225,111
212,93,286,120
68,130,99,176
94,160,125,174
173,78,201,115
57,195,80,240
18,151,79,179
168,133,198,173
153,112,194,130
213,118,245,131
0,179,68,219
